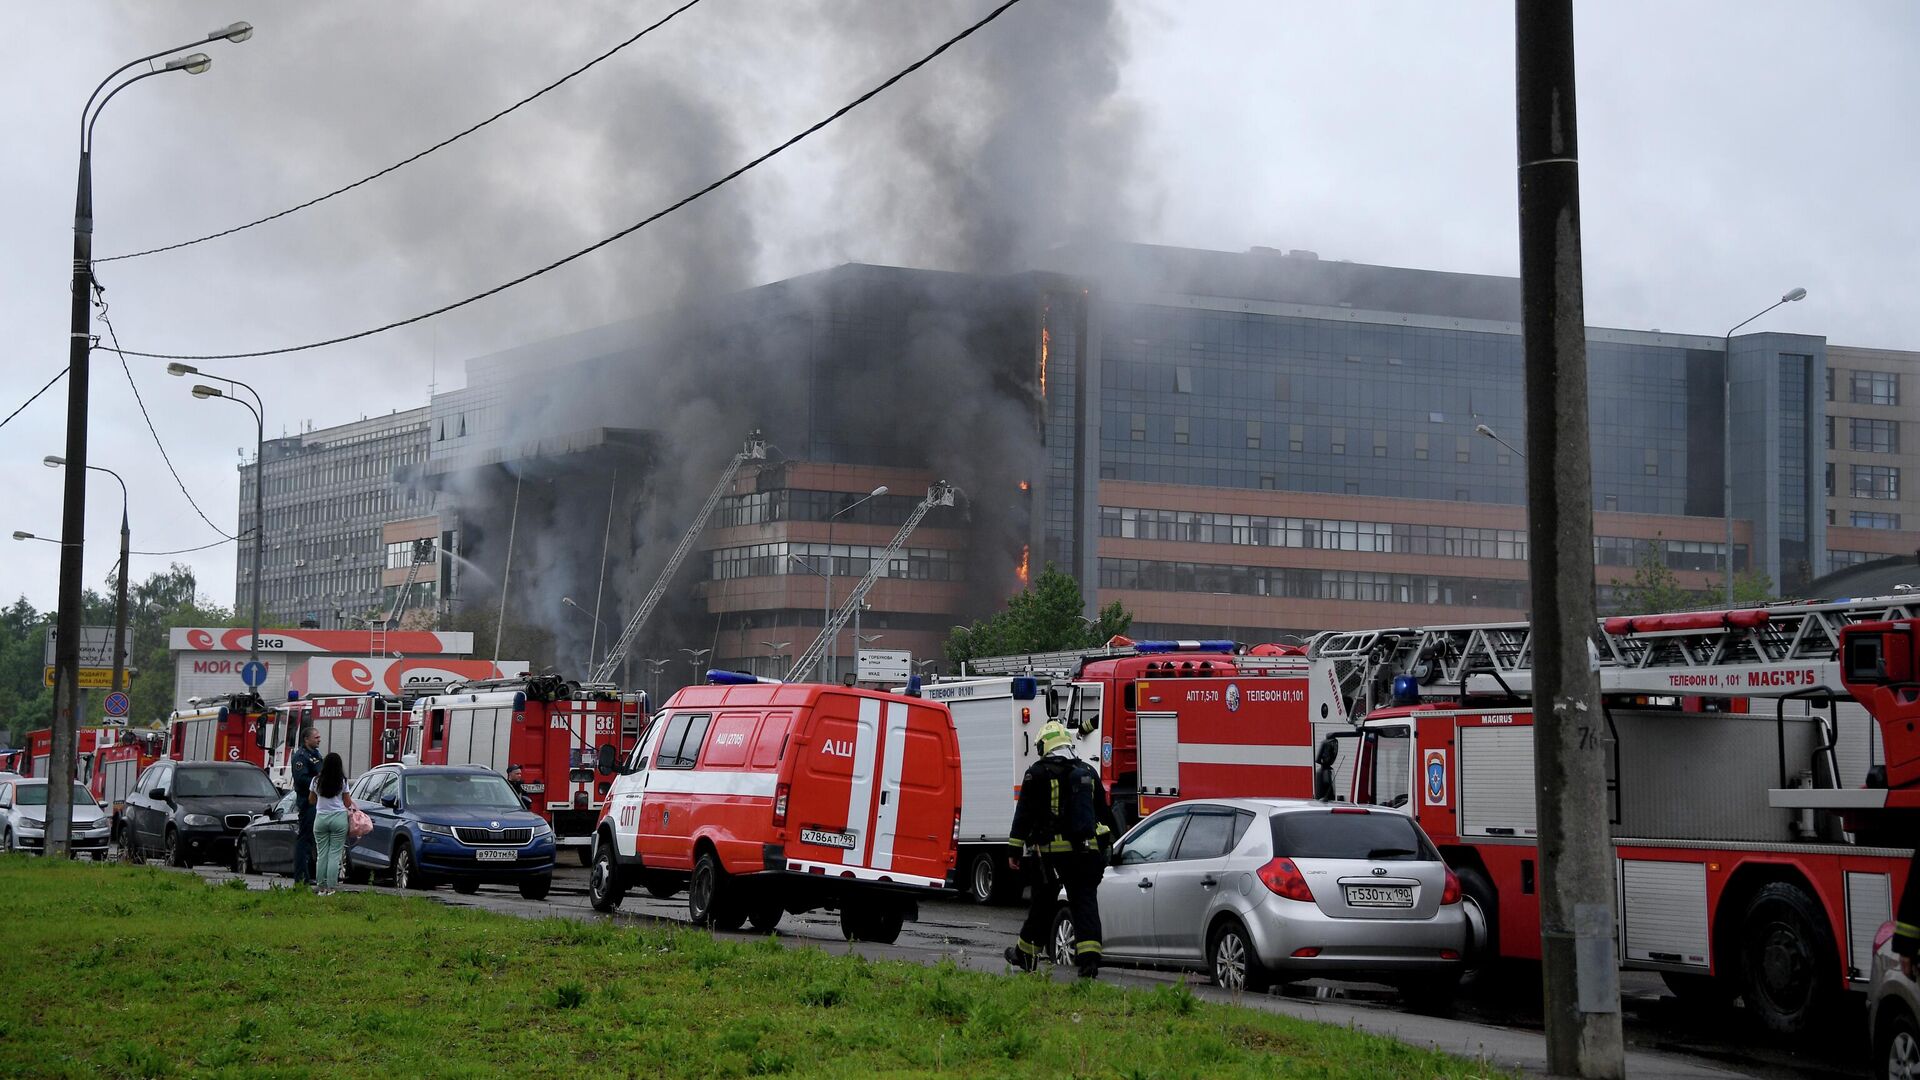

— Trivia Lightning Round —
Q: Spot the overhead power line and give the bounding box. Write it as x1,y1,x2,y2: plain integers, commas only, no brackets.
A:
112,0,1030,364
132,530,251,557
0,366,68,433
95,297,237,541
95,0,709,264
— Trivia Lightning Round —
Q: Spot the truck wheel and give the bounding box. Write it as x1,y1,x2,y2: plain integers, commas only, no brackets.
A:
519,875,552,901
1209,919,1271,994
1454,866,1499,988
965,851,1000,905
1737,881,1839,1035
588,839,628,913
840,902,904,945
688,850,730,928
748,901,784,933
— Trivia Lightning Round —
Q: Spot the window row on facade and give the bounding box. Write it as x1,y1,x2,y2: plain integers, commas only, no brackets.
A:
1829,368,1901,406
1825,464,1903,501
1097,557,1530,609
707,542,963,583
1827,416,1902,454
711,489,964,530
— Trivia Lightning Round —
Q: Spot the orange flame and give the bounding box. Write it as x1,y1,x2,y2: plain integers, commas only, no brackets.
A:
1038,325,1050,400
1015,544,1030,588
1018,480,1030,492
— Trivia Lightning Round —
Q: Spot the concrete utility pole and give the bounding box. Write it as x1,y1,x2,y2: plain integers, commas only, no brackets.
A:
1514,2,1624,1076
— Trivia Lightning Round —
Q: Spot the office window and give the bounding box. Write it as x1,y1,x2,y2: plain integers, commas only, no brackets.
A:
1852,511,1902,530
1130,414,1146,441
1275,374,1291,401
1330,429,1346,455
1288,424,1304,453
1851,465,1900,500
1373,431,1388,458
1259,475,1275,490
1643,448,1659,476
1851,418,1900,454
1245,421,1261,450
1826,415,1835,450
1852,370,1900,406
1456,437,1470,464
1825,463,1834,496
1175,367,1194,394
1346,482,1361,495
1414,432,1429,461
1603,494,1619,511
1825,368,1835,402
1173,416,1190,445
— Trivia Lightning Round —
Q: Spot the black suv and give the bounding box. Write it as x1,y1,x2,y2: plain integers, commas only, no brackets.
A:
121,760,279,867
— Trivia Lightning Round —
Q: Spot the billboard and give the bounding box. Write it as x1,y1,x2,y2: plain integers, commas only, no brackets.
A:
290,657,531,697
169,627,473,655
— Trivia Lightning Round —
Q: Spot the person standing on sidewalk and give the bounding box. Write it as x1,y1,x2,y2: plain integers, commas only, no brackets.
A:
289,726,323,887
1005,721,1115,978
309,753,356,896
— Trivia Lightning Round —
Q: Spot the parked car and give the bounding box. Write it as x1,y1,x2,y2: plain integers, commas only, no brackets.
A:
589,679,963,944
234,789,334,878
1871,921,1920,1080
0,779,112,857
1049,798,1470,1000
119,760,280,867
343,763,554,899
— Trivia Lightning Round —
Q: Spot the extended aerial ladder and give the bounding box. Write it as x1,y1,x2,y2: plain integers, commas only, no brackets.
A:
590,431,768,685
1308,591,1920,725
786,481,959,682
370,538,437,658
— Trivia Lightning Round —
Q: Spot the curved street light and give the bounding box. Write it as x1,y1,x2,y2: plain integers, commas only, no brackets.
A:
186,382,264,677
49,19,254,859
45,455,131,696
1723,287,1808,603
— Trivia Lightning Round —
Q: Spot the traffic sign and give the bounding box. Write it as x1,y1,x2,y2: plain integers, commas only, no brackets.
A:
43,666,119,690
45,625,133,669
857,650,912,684
241,660,268,688
103,691,131,718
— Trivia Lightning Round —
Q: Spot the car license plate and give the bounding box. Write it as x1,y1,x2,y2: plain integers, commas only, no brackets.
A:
1345,885,1413,907
475,849,518,862
800,828,856,850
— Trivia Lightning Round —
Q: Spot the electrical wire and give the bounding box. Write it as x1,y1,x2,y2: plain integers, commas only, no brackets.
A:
132,530,251,557
0,366,69,433
111,0,1029,363
94,296,237,540
94,0,709,264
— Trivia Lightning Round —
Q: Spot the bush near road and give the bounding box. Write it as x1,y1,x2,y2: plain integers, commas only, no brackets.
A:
0,858,1503,1078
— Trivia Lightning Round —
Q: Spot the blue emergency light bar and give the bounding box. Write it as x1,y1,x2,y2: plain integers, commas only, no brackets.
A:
1391,674,1421,705
1133,640,1237,654
707,669,783,686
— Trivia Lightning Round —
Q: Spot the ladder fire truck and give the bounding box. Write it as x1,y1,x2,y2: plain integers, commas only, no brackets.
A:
257,693,413,789
403,673,645,861
19,725,167,812
963,638,1308,828
1307,593,1920,1035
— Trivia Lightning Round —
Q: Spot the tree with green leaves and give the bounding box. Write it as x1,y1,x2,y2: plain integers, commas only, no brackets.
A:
945,564,1131,667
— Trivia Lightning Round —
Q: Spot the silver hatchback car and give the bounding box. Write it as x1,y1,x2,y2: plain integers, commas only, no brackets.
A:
1870,922,1919,1080
1051,798,1470,999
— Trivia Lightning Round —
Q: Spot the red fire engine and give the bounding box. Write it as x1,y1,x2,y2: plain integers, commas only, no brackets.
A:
1133,673,1314,815
256,693,413,789
20,725,169,821
1307,594,1920,1036
403,673,644,861
167,693,273,768
964,638,1308,826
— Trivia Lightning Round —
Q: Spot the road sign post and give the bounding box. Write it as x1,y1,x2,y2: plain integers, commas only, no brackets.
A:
102,691,130,724
241,660,267,689
856,650,912,685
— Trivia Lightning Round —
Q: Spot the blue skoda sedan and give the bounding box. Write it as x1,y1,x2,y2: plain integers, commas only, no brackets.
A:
343,764,555,899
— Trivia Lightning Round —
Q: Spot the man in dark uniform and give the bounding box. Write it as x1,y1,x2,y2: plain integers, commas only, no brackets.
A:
289,725,323,887
505,764,530,808
1005,720,1115,978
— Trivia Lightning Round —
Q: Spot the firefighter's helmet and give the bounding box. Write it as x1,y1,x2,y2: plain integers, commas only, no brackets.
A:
1037,720,1071,755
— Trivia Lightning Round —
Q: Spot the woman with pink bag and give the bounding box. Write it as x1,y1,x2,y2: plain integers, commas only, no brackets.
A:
310,754,359,896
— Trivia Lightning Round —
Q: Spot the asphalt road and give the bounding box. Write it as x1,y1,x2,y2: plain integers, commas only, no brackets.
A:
179,860,1873,1079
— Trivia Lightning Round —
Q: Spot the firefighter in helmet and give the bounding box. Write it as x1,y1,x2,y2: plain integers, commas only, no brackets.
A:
1005,720,1115,978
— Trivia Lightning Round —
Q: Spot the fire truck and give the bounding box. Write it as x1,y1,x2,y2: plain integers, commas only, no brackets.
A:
964,638,1308,827
1133,672,1314,816
1306,593,1920,1036
403,673,645,861
257,693,413,789
90,729,167,814
167,693,273,768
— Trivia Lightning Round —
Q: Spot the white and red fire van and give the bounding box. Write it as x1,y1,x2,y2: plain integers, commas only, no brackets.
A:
588,674,962,944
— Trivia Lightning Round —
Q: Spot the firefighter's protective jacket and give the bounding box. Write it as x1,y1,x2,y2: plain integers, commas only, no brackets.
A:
1009,751,1116,855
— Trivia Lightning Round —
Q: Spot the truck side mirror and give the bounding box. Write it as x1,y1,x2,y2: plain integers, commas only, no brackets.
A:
596,743,618,777
1312,737,1340,802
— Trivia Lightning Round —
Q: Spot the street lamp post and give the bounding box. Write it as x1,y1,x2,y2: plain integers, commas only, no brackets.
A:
185,379,264,682
48,21,251,859
45,456,129,694
638,658,670,709
560,596,610,677
821,486,887,684
678,647,711,683
1473,422,1528,462
1722,288,1808,604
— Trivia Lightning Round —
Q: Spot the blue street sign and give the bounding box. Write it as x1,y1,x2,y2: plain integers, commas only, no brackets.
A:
241,660,268,688
103,691,130,717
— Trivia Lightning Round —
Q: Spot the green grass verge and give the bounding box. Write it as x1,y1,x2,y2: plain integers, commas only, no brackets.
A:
0,857,1505,1078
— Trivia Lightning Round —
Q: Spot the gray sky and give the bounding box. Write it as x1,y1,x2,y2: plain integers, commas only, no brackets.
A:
2,1,1914,614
